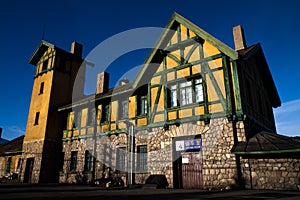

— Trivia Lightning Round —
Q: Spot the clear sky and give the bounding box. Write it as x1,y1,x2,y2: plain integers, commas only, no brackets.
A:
0,0,300,140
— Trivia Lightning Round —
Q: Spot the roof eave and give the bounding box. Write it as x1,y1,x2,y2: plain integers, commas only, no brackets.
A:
173,13,238,60
58,86,133,112
28,40,55,65
241,44,281,107
232,148,300,155
0,151,23,156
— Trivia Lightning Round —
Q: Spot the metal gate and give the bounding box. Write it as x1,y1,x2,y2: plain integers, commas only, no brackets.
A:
182,152,203,189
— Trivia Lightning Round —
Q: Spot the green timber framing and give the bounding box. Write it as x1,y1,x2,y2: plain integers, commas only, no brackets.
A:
145,13,243,126
59,12,245,140
60,89,150,141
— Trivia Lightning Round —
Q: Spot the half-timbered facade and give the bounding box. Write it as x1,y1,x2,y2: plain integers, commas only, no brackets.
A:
57,13,280,188
22,13,300,190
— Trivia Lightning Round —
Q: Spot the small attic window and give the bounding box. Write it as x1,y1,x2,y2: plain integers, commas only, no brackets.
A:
42,59,49,71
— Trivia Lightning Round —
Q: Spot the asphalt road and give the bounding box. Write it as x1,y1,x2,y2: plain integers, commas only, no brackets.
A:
0,184,299,200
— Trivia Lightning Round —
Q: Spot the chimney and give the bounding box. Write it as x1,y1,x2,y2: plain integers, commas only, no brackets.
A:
119,78,129,86
233,25,247,51
96,72,109,94
70,41,82,57
0,127,2,138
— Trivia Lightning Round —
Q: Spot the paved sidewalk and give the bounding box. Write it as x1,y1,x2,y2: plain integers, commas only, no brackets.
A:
0,184,299,200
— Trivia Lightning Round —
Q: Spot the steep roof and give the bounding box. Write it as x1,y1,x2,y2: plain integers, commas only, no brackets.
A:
28,40,54,65
232,131,300,154
238,44,281,108
0,129,9,144
132,12,239,88
0,138,8,145
28,40,82,65
0,135,24,156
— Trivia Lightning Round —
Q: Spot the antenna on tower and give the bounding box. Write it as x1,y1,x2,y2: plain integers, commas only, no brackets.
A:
42,24,46,40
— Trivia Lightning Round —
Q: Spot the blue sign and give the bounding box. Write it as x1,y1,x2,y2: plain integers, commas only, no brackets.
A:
175,139,202,151
184,139,202,150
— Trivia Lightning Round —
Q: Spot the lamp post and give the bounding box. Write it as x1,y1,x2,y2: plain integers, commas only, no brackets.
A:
125,120,135,187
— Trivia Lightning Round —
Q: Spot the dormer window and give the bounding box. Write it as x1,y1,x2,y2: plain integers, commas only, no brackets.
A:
121,100,128,119
140,96,148,115
102,104,110,122
88,108,96,126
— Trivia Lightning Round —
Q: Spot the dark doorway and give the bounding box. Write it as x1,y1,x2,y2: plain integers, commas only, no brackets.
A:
173,156,182,189
24,158,34,183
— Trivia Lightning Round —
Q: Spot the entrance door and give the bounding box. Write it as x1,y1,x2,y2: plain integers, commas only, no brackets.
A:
24,158,34,183
182,152,203,189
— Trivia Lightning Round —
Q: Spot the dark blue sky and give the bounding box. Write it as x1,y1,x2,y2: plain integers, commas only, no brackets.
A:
1,0,300,140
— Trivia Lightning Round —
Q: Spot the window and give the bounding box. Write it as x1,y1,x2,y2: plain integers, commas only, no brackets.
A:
137,145,147,172
179,81,193,105
75,111,81,128
140,96,148,115
88,108,96,126
116,147,126,172
121,100,128,119
103,104,110,122
70,151,78,172
170,85,178,107
169,77,204,107
84,150,93,172
59,153,64,172
67,112,75,130
17,158,22,171
42,59,48,71
34,112,40,125
195,78,204,102
5,157,12,173
39,82,44,94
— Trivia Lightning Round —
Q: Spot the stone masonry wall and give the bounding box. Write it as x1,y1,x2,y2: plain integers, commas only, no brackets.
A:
97,133,128,184
148,127,173,187
20,140,44,183
241,157,300,190
201,118,245,190
61,131,152,185
135,130,151,184
61,140,91,183
147,118,244,189
60,117,249,189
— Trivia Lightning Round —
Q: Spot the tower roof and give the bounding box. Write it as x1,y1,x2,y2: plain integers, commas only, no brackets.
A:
28,40,54,65
28,40,83,65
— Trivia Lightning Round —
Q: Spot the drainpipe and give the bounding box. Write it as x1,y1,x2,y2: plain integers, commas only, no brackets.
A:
92,122,97,183
125,121,135,187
